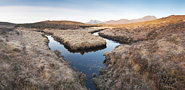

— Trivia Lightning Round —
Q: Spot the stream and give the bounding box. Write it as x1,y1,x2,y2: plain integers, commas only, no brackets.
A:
46,32,120,90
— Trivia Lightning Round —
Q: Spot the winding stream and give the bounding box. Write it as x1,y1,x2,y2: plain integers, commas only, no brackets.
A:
46,32,120,90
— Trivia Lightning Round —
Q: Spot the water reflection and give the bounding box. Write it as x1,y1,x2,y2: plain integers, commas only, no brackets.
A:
62,44,106,55
46,32,120,90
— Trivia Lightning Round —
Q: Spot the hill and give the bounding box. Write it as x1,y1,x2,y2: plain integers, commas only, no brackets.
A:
17,20,94,29
103,15,157,24
0,22,15,28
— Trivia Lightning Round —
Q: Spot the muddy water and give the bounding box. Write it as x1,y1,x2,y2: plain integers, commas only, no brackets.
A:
46,32,119,90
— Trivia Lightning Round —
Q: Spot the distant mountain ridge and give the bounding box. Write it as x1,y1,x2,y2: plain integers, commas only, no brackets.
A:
103,15,157,24
17,20,91,30
42,20,85,25
87,20,102,24
0,21,15,28
0,22,14,25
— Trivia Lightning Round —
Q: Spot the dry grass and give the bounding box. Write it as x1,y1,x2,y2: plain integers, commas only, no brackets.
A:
0,27,87,90
95,32,185,90
93,15,185,90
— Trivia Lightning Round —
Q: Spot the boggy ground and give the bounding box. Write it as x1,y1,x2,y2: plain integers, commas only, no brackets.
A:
16,21,109,51
93,15,185,90
43,27,107,51
0,27,87,90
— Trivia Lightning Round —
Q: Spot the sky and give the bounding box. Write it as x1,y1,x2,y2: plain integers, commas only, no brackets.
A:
0,0,185,23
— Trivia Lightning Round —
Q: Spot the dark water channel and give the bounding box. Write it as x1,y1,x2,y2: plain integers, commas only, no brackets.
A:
46,32,120,90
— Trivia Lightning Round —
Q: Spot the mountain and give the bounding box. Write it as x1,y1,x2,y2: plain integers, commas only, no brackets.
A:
87,20,102,24
103,15,157,24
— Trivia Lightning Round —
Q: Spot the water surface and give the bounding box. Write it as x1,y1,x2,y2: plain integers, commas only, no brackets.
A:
47,32,119,90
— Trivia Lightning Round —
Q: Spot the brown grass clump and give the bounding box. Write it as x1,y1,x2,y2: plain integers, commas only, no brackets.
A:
44,28,106,51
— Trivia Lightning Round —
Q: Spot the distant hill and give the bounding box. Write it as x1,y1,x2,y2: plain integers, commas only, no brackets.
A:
103,15,157,24
42,20,85,25
16,20,94,29
0,22,14,25
0,22,15,28
87,20,102,24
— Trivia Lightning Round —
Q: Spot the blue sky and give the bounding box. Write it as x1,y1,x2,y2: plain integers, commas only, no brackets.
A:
0,0,185,23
